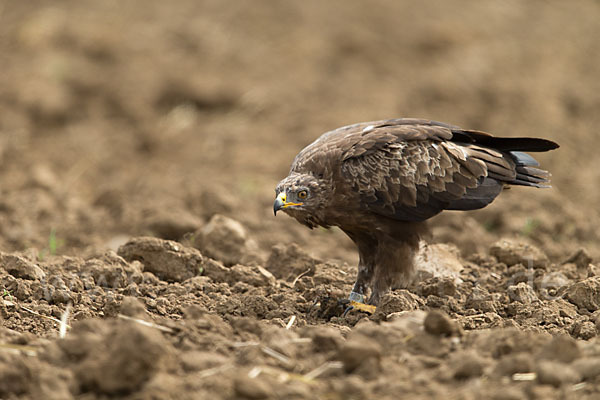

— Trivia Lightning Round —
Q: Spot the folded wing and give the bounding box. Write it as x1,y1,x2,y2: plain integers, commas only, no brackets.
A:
340,120,557,222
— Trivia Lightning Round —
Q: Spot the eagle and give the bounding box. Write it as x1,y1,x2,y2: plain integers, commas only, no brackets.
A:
273,118,558,312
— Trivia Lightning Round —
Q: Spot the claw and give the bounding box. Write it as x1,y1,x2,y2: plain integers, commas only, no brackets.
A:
342,305,354,317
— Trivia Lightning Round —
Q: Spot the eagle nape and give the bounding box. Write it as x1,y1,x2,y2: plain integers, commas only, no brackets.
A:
273,118,559,318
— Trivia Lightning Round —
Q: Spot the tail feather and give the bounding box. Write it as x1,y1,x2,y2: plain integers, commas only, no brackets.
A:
510,151,540,167
444,127,557,212
508,151,552,188
511,179,550,188
516,166,550,180
453,130,559,152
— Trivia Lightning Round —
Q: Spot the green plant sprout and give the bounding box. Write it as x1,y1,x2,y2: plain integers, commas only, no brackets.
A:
1,289,14,302
521,218,540,237
38,228,65,260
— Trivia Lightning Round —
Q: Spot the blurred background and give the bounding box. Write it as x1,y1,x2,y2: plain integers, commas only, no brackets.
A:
0,0,598,262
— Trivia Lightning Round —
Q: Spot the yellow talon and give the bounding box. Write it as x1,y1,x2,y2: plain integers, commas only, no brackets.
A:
349,301,376,314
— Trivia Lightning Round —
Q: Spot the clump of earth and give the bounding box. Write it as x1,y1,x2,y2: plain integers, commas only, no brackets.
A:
2,225,600,399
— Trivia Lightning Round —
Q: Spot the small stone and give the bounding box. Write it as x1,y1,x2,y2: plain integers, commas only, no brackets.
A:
266,243,320,281
490,239,548,268
142,271,160,285
81,259,128,288
473,328,550,359
194,214,259,266
376,290,421,317
338,337,382,374
453,352,484,380
565,277,600,311
76,321,171,394
309,327,344,352
563,248,592,270
118,237,203,282
493,353,534,376
424,310,461,336
122,283,141,297
465,287,498,313
51,289,72,304
229,265,275,287
406,331,450,359
256,265,276,281
538,335,581,363
10,279,33,301
505,264,531,284
144,209,201,240
414,243,464,284
535,361,580,387
119,296,147,317
537,271,570,294
201,258,230,283
0,253,46,280
418,276,457,297
571,320,597,340
555,298,578,319
386,310,427,335
507,282,538,304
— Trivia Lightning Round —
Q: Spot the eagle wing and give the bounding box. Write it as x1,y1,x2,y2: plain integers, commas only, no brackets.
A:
339,119,554,222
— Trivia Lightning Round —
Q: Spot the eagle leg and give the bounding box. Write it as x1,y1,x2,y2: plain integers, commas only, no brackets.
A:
368,235,419,305
342,232,378,315
367,282,388,306
350,264,370,297
368,268,393,305
343,270,377,315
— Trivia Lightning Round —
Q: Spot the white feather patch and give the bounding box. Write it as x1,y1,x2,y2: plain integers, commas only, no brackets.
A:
362,125,375,133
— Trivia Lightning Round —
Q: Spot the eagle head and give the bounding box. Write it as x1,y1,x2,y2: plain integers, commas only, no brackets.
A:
273,173,330,228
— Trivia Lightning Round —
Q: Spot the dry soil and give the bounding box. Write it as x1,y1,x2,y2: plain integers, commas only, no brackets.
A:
1,1,600,399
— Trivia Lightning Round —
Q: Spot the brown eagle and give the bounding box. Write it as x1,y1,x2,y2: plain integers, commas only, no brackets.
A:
274,118,558,311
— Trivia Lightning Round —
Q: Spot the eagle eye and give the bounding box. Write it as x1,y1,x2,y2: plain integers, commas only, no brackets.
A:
297,190,308,200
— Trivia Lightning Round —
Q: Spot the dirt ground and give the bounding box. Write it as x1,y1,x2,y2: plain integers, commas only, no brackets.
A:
1,1,600,399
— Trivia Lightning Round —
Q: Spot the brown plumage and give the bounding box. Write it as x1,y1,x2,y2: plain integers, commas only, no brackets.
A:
274,118,558,305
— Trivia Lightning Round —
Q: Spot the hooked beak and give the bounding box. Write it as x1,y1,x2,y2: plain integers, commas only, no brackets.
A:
273,192,301,215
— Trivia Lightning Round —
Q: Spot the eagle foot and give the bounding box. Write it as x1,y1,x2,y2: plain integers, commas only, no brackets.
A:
342,292,376,316
346,300,376,315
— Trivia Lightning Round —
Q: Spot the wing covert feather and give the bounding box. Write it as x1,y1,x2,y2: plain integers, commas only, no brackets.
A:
340,125,499,221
